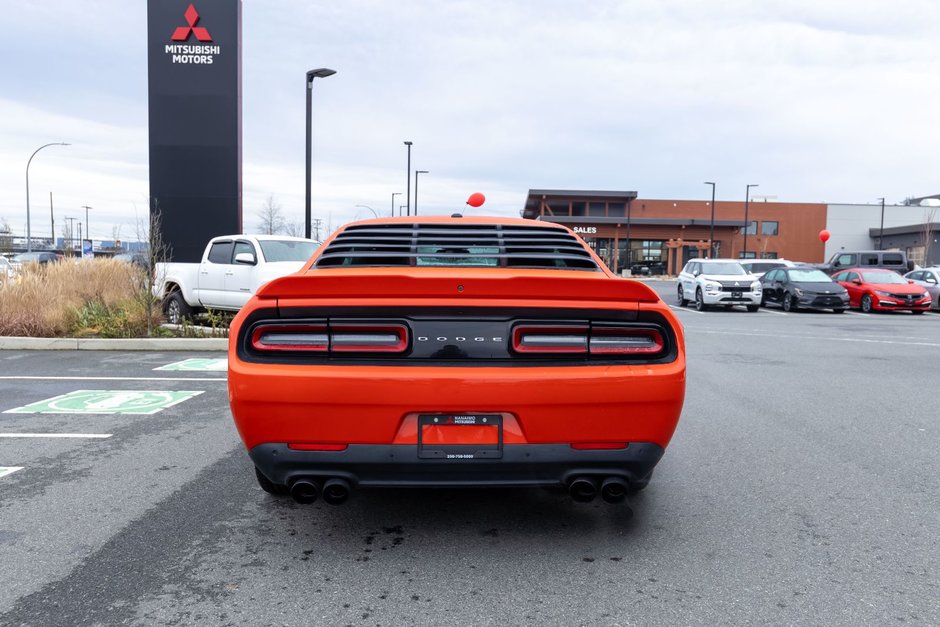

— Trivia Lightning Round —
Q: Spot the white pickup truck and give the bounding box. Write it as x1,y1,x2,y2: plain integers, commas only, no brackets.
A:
154,234,320,323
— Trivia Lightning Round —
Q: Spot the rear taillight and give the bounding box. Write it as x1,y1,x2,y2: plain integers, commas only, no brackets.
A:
251,324,329,352
249,322,408,354
589,326,664,355
330,323,409,353
512,323,665,357
511,325,589,354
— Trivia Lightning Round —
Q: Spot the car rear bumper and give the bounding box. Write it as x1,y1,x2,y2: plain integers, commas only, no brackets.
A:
250,442,665,489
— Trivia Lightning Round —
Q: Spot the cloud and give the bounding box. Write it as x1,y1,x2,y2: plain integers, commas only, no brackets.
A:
2,0,940,242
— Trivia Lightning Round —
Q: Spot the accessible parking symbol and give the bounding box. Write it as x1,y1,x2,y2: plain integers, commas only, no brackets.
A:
154,358,228,372
4,390,204,415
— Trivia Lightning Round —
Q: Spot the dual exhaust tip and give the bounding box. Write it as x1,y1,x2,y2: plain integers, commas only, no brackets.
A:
289,475,630,505
289,478,351,505
568,476,630,504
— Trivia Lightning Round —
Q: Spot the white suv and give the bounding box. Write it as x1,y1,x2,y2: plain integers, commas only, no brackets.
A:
677,259,762,312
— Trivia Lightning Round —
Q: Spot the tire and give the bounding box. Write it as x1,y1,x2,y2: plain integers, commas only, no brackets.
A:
746,304,759,312
861,294,873,313
694,288,706,311
164,291,193,325
760,293,767,307
677,285,688,306
255,467,288,495
783,293,796,312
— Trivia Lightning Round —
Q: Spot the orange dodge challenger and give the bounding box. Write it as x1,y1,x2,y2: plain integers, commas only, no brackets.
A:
228,216,685,505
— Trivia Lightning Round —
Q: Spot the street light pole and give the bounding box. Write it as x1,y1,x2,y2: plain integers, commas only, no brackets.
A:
399,205,406,217
305,68,336,240
414,170,428,215
743,184,759,259
391,192,401,217
355,204,378,218
82,205,92,247
877,197,885,250
704,182,716,257
404,141,413,216
26,142,70,252
77,222,82,255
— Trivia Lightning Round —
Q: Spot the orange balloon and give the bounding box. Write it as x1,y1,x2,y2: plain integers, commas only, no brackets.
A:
467,192,486,207
819,229,830,243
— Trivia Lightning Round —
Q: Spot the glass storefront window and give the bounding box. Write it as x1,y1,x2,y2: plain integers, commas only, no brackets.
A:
571,202,586,216
607,202,625,217
588,202,605,216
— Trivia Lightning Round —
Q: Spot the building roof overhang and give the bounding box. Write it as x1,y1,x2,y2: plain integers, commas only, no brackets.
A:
539,215,748,228
869,222,940,237
523,189,639,218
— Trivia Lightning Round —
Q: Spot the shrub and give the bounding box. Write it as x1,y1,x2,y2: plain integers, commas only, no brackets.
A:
0,259,160,337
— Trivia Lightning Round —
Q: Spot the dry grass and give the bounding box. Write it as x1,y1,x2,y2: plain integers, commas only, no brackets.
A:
0,260,161,337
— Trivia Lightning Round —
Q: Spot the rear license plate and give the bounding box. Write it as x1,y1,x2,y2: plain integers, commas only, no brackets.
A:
417,414,503,459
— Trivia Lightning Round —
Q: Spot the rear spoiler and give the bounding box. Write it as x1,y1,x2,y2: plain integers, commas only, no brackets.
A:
256,269,663,304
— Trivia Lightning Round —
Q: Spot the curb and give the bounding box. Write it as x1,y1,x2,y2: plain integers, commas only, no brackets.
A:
0,337,228,351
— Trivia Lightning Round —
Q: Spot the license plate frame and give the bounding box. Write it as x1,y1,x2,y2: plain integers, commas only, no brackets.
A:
417,414,503,460
731,290,743,299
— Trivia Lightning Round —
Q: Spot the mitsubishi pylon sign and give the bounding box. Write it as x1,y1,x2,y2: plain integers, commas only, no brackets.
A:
148,0,242,262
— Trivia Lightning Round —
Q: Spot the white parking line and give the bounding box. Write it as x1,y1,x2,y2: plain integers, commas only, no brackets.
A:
669,305,704,314
843,311,868,316
759,308,788,316
0,467,23,479
0,433,112,439
0,376,225,382
696,328,940,348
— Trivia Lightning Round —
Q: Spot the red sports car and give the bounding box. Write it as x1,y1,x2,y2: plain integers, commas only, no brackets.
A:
228,216,686,506
833,268,932,313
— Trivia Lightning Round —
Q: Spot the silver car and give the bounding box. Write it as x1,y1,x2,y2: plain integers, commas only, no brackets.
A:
904,268,940,310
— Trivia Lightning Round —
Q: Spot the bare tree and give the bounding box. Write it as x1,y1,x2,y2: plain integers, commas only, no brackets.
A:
283,220,304,238
257,195,285,235
0,217,12,255
134,201,172,336
923,206,938,267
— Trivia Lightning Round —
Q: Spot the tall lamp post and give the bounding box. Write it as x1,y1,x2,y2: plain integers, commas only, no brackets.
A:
391,192,401,217
355,204,378,218
82,205,92,248
877,197,885,250
704,182,716,257
414,170,429,215
26,142,70,252
305,68,336,239
403,141,413,215
743,183,759,259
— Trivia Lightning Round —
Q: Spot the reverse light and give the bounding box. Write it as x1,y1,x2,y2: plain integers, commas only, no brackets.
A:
250,321,408,354
512,323,665,357
251,323,328,352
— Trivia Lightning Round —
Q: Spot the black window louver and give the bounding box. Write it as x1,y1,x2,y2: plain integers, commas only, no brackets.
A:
314,223,600,270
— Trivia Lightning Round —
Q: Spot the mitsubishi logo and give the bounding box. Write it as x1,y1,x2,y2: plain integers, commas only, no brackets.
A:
172,4,212,42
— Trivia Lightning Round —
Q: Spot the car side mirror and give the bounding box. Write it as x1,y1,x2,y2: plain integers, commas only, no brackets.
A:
852,278,861,285
928,277,938,284
692,270,700,277
234,252,256,265
907,279,914,284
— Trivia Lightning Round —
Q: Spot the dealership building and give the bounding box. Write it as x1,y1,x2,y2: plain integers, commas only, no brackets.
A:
523,190,940,274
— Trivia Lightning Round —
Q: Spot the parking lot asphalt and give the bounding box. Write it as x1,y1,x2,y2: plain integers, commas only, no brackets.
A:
0,284,937,626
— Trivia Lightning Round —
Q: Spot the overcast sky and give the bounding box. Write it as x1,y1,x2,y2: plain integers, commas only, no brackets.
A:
2,0,939,241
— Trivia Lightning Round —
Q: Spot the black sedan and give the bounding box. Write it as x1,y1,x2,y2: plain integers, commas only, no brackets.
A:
760,266,850,313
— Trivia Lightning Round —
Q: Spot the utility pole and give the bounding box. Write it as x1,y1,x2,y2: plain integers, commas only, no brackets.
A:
50,192,55,244
312,218,323,241
77,222,82,256
391,192,401,217
404,141,413,215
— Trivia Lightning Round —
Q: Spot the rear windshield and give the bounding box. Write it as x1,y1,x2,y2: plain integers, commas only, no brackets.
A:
259,240,319,263
746,262,783,273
